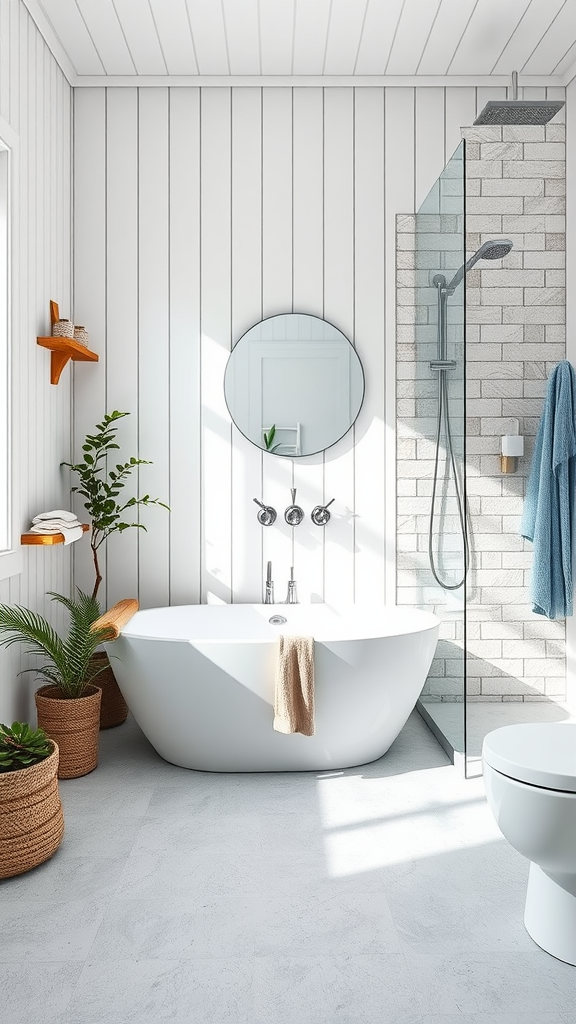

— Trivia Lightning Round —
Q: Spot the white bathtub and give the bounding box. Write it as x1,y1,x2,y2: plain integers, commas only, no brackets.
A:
106,603,439,772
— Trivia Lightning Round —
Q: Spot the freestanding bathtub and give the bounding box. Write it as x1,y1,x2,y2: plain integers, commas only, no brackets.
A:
106,603,439,772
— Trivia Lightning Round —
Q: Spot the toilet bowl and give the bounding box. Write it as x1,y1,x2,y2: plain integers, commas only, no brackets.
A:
482,722,576,966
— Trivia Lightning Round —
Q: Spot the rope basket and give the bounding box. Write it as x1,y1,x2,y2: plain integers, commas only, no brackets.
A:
91,652,128,729
35,685,101,779
0,742,64,878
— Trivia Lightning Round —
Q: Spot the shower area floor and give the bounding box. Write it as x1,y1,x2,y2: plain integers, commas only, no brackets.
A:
420,699,574,776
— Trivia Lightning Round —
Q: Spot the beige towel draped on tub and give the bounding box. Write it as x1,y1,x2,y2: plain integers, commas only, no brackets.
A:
273,635,315,736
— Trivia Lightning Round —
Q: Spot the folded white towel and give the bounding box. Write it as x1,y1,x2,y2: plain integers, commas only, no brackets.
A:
32,509,79,523
29,511,84,546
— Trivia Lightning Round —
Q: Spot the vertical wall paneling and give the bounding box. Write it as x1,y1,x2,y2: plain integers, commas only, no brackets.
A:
9,0,19,131
105,88,139,608
323,87,355,605
31,28,42,611
18,5,30,613
71,77,569,665
200,87,232,604
0,3,72,722
354,87,386,604
169,87,201,606
137,89,170,608
261,87,293,600
415,88,446,210
566,78,576,711
231,87,263,603
384,88,415,603
444,87,476,164
0,0,9,123
73,88,107,600
292,87,325,603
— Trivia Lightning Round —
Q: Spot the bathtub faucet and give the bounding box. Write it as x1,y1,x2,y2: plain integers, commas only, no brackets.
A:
286,567,298,604
265,561,274,604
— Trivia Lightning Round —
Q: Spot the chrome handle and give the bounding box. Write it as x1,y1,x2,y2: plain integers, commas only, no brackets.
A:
253,497,277,527
311,498,335,526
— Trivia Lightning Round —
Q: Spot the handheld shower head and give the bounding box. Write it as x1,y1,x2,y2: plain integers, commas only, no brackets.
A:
444,238,513,293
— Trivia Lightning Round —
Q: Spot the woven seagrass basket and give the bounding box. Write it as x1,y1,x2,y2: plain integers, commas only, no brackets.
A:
91,652,128,729
52,318,74,338
35,685,101,779
0,742,64,878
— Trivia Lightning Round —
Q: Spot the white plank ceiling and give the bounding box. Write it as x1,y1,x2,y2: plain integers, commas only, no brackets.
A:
22,0,576,83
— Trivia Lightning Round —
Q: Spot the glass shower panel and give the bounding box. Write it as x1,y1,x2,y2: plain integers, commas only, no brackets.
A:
412,142,467,762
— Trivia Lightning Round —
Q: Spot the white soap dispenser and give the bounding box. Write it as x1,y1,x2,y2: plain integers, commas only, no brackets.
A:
501,418,524,474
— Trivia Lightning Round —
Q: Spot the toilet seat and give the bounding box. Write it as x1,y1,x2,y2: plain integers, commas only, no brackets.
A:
482,722,576,793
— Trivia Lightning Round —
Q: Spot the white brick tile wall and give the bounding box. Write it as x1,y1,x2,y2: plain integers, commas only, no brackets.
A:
545,178,565,195
467,197,523,214
503,305,564,324
504,160,564,178
503,126,544,142
524,197,565,215
523,142,565,160
524,250,565,268
482,177,543,196
396,124,565,704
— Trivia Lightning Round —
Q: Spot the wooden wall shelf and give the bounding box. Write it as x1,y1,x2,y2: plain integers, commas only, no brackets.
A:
21,524,90,546
37,301,99,384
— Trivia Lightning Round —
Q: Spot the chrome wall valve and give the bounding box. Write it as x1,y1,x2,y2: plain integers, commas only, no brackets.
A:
311,498,335,526
284,488,304,526
253,498,277,526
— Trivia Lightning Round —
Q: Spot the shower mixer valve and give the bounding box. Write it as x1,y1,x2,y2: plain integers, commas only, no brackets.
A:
284,489,304,526
253,498,277,526
254,493,335,528
311,498,335,526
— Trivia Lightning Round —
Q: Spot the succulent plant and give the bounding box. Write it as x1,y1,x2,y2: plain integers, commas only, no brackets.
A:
0,721,53,773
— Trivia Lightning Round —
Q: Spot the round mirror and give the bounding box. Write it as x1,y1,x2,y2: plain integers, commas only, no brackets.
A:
224,313,364,458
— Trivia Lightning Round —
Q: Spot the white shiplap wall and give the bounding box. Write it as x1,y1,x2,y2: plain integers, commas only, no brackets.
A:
566,75,576,712
0,0,72,722
73,84,565,614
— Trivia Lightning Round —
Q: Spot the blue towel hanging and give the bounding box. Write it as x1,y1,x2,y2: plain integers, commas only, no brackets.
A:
520,360,576,619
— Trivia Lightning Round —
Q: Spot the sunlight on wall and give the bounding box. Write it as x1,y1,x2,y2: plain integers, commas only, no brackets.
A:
202,332,232,603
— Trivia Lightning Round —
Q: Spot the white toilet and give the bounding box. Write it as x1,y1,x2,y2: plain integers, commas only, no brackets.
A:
482,722,576,966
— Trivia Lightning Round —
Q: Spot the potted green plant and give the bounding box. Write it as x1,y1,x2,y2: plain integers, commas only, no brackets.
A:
0,721,64,877
63,410,169,727
0,590,111,778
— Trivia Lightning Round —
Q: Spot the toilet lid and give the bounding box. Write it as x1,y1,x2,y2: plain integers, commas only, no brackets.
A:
482,722,576,792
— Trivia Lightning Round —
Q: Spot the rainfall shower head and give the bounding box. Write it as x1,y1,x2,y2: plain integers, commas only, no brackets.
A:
444,238,513,294
474,71,564,126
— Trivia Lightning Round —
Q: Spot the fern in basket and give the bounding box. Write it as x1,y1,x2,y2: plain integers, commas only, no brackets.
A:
0,590,113,699
62,410,169,601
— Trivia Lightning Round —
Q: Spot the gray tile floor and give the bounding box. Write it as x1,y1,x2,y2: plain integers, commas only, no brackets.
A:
2,712,576,1024
422,699,574,776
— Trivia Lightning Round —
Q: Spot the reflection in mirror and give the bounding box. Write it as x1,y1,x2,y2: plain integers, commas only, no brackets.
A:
224,313,364,457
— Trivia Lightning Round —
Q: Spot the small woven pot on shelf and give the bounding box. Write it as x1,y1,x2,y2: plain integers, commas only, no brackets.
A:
0,742,64,878
35,685,101,779
73,325,89,346
52,319,74,339
91,651,128,729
